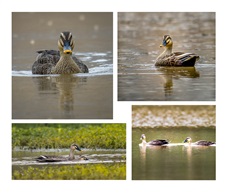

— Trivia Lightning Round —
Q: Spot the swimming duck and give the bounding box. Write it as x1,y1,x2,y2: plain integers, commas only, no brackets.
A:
79,155,89,160
36,143,84,162
32,31,89,74
155,35,199,67
183,137,215,146
140,134,169,146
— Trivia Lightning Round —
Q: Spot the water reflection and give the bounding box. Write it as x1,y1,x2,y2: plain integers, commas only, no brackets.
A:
32,75,87,118
156,67,200,96
118,12,215,101
139,145,146,159
133,128,216,180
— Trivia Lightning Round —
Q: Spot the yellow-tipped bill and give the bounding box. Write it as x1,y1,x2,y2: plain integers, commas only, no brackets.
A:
63,49,72,54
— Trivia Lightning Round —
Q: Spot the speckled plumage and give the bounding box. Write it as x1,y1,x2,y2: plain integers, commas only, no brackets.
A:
32,32,88,74
155,35,199,67
36,144,87,162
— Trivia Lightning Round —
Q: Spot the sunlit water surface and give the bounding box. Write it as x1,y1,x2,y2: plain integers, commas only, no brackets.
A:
118,12,215,101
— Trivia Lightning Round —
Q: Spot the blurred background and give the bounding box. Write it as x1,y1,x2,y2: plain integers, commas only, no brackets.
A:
118,12,215,101
12,12,113,119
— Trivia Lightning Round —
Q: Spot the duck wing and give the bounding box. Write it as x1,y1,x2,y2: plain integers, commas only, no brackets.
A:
32,50,60,74
36,155,68,162
72,54,89,73
148,139,169,146
155,52,199,67
174,52,199,67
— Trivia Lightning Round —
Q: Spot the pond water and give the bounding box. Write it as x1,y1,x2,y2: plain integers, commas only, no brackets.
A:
12,12,113,119
118,12,215,101
132,127,216,180
12,148,126,166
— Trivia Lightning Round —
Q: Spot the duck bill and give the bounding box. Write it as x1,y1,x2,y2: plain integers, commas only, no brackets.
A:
77,147,82,151
63,45,72,54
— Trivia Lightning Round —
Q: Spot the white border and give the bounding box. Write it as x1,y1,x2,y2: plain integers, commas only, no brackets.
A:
1,0,226,192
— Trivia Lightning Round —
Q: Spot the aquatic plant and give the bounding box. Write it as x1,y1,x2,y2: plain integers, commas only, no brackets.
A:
12,124,126,149
12,163,126,180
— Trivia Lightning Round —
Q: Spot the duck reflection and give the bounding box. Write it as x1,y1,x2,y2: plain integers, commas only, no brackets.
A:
139,143,146,159
156,66,200,97
32,75,87,117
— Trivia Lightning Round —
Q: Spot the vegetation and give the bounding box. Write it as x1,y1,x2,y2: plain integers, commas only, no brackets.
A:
12,163,126,180
12,124,126,149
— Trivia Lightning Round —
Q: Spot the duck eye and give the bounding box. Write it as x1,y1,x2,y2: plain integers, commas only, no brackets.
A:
165,37,170,43
59,39,64,47
70,41,74,48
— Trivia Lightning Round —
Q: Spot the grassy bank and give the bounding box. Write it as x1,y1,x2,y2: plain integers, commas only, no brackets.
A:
12,163,126,180
12,124,126,149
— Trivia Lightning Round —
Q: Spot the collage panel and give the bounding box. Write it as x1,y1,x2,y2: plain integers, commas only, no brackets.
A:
118,12,215,101
132,105,216,180
12,123,126,180
12,12,113,119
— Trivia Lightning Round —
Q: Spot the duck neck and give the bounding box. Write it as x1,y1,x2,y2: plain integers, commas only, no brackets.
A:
52,52,81,74
68,149,75,160
157,47,172,59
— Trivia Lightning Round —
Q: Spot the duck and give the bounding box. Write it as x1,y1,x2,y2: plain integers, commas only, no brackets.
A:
79,155,89,160
183,137,215,146
32,31,89,74
155,35,199,67
36,143,87,162
140,134,169,146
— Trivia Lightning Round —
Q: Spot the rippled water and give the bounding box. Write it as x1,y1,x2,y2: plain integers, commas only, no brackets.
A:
118,12,215,101
12,51,113,77
12,148,126,166
12,13,113,119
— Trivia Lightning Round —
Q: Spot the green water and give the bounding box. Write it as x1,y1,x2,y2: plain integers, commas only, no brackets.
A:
132,127,216,180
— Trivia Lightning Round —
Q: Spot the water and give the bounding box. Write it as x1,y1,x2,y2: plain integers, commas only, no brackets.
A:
118,12,215,101
132,127,216,180
132,106,216,180
12,148,126,166
12,12,113,119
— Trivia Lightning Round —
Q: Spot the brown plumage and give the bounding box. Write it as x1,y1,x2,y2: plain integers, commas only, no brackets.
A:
36,144,86,162
155,35,199,67
32,32,88,74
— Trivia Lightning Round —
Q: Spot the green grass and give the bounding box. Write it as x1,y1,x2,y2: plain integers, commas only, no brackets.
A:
12,123,126,149
12,163,126,180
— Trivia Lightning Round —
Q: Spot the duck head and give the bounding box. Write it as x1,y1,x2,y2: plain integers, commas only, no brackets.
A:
183,137,192,143
58,31,74,54
140,134,146,140
70,143,81,151
160,35,173,48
